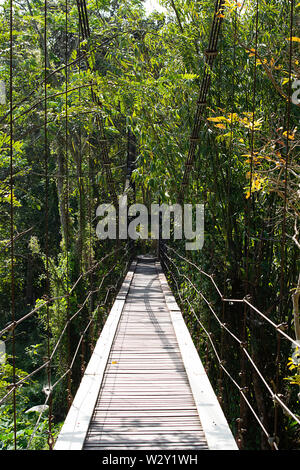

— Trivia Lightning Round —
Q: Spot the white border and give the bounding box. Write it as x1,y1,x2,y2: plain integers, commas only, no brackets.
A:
54,261,137,450
156,262,238,451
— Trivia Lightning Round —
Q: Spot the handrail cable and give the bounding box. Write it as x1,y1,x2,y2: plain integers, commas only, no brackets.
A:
25,250,132,449
160,246,300,448
163,245,300,348
162,258,279,449
0,244,131,407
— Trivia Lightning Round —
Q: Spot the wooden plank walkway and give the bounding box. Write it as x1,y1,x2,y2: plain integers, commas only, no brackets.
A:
55,256,238,451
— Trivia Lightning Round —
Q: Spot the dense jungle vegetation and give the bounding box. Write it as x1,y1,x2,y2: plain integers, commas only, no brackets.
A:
0,0,299,450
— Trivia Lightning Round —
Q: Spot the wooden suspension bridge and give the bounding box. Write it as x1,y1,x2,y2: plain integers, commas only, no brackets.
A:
54,256,238,450
2,0,298,453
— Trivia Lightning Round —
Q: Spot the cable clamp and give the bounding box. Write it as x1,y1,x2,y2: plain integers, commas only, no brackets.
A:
205,49,218,58
276,322,288,331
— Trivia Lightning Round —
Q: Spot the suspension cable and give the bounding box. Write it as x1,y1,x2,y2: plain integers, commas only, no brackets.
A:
9,0,17,451
163,245,300,348
65,0,73,414
160,246,300,445
0,245,130,407
164,258,278,447
179,0,226,202
43,0,54,450
25,247,132,448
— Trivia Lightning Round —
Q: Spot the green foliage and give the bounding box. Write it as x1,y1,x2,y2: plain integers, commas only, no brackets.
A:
0,0,299,450
0,358,63,449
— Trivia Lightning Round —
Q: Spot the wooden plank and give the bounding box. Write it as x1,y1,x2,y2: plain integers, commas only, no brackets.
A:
56,258,236,451
95,399,196,405
99,393,195,397
84,432,207,442
92,410,202,417
87,426,203,433
156,262,238,451
83,260,208,450
54,261,137,450
91,416,201,422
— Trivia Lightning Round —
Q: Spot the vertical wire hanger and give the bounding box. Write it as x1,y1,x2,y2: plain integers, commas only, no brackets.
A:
78,6,86,379
65,0,73,410
9,0,17,450
44,0,54,450
239,0,260,449
274,0,295,449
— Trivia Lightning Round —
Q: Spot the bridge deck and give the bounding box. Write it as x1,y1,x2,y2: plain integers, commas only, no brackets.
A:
55,257,238,451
